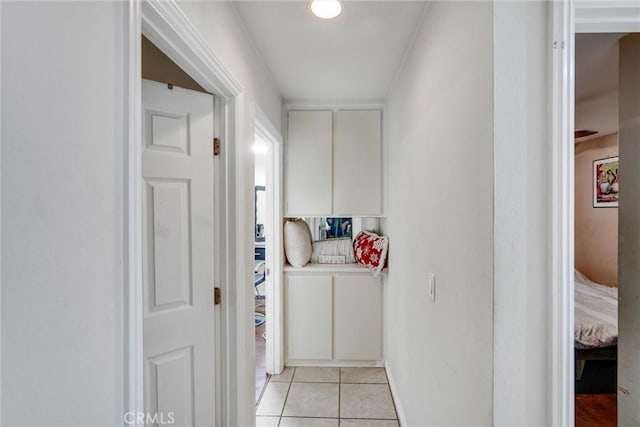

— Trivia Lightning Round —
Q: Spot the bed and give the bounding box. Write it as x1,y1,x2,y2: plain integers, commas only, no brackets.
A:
575,269,618,380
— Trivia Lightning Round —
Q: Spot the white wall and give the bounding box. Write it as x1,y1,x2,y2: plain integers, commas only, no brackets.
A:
1,2,124,425
255,151,267,187
175,2,282,425
576,91,619,140
383,2,494,425
1,1,283,425
493,2,550,425
178,1,282,133
575,134,619,287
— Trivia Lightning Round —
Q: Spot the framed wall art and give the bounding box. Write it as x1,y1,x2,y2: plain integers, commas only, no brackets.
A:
593,156,619,208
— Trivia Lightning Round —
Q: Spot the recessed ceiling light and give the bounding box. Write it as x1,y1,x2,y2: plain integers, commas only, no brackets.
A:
309,0,343,19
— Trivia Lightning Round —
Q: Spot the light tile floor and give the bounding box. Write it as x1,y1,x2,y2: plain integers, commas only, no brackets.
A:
256,367,399,427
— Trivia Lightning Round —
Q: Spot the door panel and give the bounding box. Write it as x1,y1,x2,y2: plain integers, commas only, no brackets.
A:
147,110,190,154
286,111,333,215
142,79,215,426
334,275,382,360
146,346,195,426
618,33,640,426
285,274,333,360
333,110,382,215
146,179,192,310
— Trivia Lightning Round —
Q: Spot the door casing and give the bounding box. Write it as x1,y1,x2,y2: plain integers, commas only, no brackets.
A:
550,2,640,426
255,105,285,376
123,1,246,426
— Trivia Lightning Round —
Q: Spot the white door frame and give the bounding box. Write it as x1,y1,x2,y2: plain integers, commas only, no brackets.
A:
550,1,640,425
254,105,284,376
123,1,245,425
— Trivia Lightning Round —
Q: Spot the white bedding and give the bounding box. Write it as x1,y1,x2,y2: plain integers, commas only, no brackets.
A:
575,269,618,349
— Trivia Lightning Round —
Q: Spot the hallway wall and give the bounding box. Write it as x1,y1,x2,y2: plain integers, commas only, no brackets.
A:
383,2,494,425
174,2,283,425
178,1,282,132
1,2,125,424
492,1,550,424
1,1,283,425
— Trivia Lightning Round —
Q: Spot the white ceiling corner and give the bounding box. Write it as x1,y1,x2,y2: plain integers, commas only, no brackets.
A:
233,0,428,103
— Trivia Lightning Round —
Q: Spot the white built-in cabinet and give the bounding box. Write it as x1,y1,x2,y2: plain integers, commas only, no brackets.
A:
286,110,382,216
284,269,382,364
286,111,333,215
284,108,384,365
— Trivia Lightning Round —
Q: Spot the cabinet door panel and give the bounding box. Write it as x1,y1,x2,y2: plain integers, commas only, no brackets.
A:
286,275,333,360
333,110,382,215
334,275,382,360
286,111,333,215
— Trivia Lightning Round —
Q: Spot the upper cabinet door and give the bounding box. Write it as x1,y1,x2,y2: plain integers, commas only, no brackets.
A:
286,111,333,215
333,110,382,215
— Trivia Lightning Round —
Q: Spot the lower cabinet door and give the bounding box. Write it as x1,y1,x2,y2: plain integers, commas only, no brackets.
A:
334,275,382,360
285,274,333,360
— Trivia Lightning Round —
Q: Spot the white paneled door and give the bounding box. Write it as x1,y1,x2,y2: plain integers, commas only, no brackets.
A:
142,79,216,426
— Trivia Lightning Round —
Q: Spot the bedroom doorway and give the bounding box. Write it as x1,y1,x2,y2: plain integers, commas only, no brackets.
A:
573,32,622,427
552,4,640,425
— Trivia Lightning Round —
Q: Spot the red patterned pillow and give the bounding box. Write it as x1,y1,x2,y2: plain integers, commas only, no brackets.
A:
354,231,388,276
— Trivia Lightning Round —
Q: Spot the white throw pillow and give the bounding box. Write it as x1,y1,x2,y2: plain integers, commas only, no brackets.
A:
311,238,356,263
284,219,312,267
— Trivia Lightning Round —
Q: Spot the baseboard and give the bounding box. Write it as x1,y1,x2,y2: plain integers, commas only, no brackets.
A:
385,361,407,427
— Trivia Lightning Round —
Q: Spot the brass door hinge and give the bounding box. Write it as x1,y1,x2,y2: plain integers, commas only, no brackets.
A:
213,138,221,156
214,287,221,305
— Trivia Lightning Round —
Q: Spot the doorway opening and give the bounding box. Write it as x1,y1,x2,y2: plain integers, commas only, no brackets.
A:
254,135,268,401
552,4,640,425
573,33,622,427
140,33,224,425
127,3,247,422
252,115,284,404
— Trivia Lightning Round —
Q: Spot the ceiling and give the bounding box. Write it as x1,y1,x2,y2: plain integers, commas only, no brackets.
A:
575,33,621,105
234,4,624,123
234,1,428,103
575,33,626,142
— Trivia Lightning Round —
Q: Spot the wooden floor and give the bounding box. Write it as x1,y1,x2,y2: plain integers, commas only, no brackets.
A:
576,394,617,427
255,298,267,403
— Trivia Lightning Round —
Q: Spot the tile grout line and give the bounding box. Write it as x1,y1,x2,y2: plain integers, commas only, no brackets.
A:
286,380,342,384
280,415,341,419
338,367,342,421
277,415,399,422
277,367,295,424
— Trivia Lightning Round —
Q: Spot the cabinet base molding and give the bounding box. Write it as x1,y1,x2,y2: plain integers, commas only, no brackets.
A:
285,360,385,367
